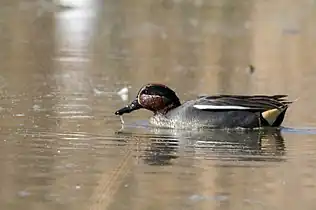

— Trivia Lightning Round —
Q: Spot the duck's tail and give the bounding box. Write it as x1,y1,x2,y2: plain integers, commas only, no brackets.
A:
261,97,297,127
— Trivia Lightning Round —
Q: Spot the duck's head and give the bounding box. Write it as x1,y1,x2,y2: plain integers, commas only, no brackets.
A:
115,84,181,116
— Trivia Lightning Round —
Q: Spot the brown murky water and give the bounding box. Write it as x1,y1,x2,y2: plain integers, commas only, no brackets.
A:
1,0,316,209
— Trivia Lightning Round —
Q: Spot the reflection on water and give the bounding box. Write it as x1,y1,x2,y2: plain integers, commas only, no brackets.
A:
118,128,286,166
1,0,316,210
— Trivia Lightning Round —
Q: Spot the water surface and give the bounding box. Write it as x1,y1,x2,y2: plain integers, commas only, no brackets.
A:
1,0,316,210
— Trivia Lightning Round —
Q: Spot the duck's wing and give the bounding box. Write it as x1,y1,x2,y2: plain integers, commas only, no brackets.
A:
193,95,292,112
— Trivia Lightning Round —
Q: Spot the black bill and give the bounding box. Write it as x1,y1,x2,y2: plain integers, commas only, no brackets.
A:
115,99,142,115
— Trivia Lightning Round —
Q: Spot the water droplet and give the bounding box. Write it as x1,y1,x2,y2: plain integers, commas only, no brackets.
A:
120,116,125,125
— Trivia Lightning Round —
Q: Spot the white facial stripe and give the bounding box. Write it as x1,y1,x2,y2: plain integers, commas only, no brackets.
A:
193,105,252,110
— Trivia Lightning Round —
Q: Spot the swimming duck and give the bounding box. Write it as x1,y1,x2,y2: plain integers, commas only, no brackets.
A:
115,84,293,129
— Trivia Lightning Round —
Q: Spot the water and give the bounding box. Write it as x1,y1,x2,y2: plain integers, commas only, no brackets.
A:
1,0,316,209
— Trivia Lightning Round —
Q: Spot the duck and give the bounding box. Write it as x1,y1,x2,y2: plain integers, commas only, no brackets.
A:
115,83,293,129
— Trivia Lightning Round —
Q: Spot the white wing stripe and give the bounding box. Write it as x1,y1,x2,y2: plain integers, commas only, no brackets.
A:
193,105,252,110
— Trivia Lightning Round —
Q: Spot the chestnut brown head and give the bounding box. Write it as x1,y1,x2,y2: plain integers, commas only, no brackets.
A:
115,84,181,116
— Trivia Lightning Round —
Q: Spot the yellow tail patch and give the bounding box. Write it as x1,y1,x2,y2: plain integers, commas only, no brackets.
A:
261,108,283,125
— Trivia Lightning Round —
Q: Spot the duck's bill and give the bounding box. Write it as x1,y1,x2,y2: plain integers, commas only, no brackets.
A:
115,99,142,115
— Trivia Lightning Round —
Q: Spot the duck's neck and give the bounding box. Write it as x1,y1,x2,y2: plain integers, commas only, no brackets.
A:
156,100,181,115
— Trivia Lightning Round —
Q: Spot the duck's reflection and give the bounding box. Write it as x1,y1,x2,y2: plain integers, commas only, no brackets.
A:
117,128,286,166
